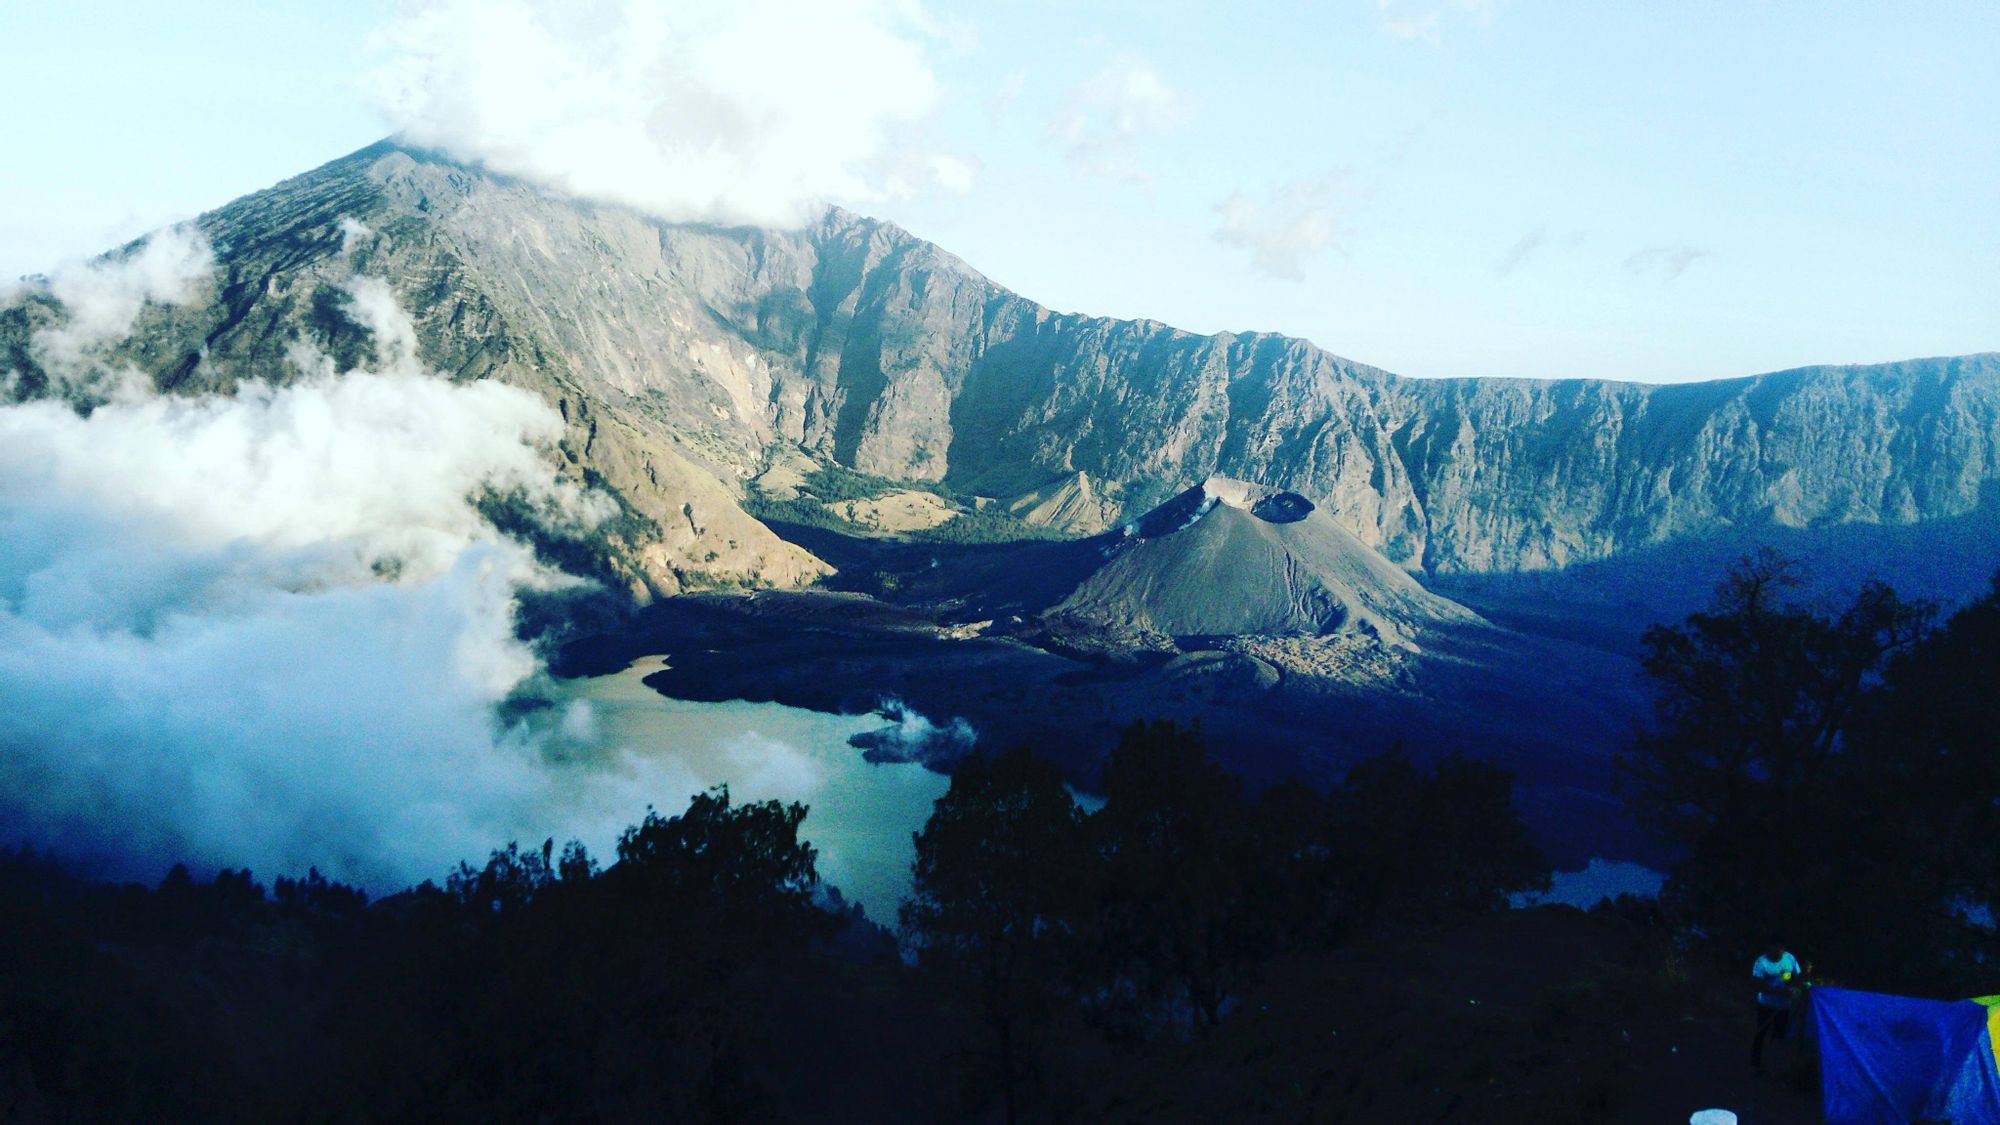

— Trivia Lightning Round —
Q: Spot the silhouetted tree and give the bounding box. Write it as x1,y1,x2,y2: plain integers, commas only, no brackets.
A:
902,746,1090,1125
1332,747,1549,928
1626,551,1928,836
1622,550,1933,967
608,786,826,948
314,787,840,1123
1092,720,1258,1034
272,866,368,916
1828,571,2000,985
1245,778,1349,950
447,838,566,915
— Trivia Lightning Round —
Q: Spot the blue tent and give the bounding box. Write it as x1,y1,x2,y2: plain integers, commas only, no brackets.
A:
1814,986,2000,1124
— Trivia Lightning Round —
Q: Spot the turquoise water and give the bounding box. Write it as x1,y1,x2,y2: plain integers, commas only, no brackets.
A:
556,659,1659,922
554,658,948,924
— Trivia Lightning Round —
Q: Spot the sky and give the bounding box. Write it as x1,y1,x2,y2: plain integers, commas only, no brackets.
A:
1,0,1994,383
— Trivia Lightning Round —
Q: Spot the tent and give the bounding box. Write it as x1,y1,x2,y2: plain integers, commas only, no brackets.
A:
1814,986,2000,1124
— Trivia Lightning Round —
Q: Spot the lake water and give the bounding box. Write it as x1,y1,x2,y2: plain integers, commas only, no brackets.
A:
553,658,948,924
555,659,1661,923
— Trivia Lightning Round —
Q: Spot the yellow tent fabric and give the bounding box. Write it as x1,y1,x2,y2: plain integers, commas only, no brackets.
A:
1970,996,2000,1074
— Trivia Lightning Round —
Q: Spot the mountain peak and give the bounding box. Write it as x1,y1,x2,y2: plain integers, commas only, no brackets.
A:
11,142,1999,594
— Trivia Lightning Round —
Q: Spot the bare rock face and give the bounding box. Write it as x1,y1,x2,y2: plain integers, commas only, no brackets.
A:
6,139,1998,591
1003,472,1124,535
1,142,832,597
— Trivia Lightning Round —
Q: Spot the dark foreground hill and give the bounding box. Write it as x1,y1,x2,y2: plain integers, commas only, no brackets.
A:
0,843,1813,1125
1093,906,1818,1125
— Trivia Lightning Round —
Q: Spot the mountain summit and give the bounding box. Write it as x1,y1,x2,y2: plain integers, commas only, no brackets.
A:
5,140,1998,595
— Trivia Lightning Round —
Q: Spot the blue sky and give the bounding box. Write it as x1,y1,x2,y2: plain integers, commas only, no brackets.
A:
2,0,1993,382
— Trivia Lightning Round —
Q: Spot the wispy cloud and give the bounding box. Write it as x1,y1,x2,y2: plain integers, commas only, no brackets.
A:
1213,174,1354,281
1375,0,1495,43
987,66,1029,122
1496,225,1588,277
1624,245,1706,281
1047,53,1189,184
366,0,969,227
11,224,215,405
1496,226,1548,277
336,215,374,256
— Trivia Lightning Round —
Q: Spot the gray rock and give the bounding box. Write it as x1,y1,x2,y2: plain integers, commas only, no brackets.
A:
8,139,1996,590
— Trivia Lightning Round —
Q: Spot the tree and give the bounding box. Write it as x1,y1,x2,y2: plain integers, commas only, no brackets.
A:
603,785,832,970
1245,778,1349,950
446,837,591,916
901,746,1090,1125
1621,550,1932,965
1625,551,1928,839
1837,572,2000,985
327,788,836,1122
599,788,829,1118
1331,747,1549,929
1091,720,1258,1034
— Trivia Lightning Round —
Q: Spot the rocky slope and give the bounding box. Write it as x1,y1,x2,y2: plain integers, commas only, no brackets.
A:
5,139,1997,590
899,477,1481,645
1056,479,1481,643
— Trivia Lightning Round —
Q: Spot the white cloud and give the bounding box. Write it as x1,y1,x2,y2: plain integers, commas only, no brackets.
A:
337,215,375,255
0,276,686,891
1624,245,1706,281
1,374,575,577
1375,0,1496,43
341,275,422,374
927,154,978,196
1212,175,1353,281
19,225,215,404
365,0,968,227
1047,53,1189,184
847,696,975,764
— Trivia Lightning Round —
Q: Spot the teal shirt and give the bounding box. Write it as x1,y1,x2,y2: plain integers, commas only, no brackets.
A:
1753,952,1801,1007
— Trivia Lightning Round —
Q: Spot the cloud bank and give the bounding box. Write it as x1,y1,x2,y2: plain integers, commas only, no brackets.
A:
366,0,969,227
0,273,689,891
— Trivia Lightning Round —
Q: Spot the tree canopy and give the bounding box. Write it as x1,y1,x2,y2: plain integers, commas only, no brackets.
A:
1621,551,2000,989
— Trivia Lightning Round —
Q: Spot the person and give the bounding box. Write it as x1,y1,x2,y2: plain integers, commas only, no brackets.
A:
1750,943,1803,1073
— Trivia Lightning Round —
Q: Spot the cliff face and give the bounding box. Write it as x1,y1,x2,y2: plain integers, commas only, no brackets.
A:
7,140,1997,585
1383,362,2000,572
2,142,835,597
774,231,2000,572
